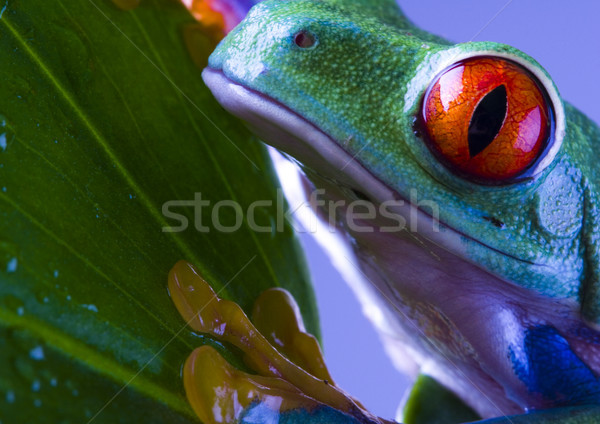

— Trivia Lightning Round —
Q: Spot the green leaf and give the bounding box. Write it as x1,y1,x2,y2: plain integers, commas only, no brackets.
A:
402,374,480,424
0,0,317,422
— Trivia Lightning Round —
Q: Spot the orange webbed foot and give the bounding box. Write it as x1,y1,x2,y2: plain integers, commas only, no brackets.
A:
168,260,391,424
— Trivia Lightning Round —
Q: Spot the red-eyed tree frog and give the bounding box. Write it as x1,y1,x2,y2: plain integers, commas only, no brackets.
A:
170,0,600,422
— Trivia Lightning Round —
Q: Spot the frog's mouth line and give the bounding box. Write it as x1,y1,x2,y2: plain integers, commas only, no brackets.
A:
202,68,537,270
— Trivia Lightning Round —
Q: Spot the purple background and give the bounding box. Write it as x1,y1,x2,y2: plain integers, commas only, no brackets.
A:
299,1,600,420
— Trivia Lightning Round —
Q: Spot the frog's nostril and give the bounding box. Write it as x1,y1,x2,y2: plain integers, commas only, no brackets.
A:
294,30,318,49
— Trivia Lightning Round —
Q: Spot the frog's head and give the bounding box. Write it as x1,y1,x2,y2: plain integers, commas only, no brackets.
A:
202,0,600,327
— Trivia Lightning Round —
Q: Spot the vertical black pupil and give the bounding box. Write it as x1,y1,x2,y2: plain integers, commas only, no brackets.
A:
468,84,507,158
294,31,315,48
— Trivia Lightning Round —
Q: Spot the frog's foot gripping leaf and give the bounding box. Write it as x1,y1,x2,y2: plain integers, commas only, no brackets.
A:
168,260,394,424
174,0,262,69
180,0,260,37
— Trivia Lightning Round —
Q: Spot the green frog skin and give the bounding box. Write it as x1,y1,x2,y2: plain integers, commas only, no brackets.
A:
199,0,600,422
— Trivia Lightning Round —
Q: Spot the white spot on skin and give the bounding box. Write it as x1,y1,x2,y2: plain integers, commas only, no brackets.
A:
5,391,15,403
29,346,44,361
6,257,17,273
82,304,98,313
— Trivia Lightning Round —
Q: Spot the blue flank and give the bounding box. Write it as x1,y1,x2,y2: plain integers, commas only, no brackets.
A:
509,325,600,406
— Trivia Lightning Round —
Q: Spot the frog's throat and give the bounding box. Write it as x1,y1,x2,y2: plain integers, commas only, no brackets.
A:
203,68,539,269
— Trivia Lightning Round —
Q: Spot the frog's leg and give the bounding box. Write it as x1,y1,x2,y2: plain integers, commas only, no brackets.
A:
469,406,600,423
401,330,600,424
401,375,600,424
168,260,392,424
402,374,480,424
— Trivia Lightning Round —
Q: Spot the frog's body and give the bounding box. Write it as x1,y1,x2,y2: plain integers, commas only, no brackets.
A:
192,0,600,422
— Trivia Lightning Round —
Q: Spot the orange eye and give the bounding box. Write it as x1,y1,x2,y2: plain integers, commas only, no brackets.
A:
422,57,552,182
